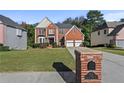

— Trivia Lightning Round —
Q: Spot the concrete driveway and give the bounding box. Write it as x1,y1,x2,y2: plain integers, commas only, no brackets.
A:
67,47,124,83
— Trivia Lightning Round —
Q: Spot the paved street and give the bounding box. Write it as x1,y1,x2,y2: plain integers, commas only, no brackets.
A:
0,47,124,83
0,72,75,83
67,47,124,83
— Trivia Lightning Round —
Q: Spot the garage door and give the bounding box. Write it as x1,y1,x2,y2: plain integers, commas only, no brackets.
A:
66,40,74,47
116,40,124,48
66,40,82,47
75,40,82,47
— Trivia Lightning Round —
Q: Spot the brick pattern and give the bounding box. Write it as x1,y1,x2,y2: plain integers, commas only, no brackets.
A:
75,50,102,83
65,27,84,40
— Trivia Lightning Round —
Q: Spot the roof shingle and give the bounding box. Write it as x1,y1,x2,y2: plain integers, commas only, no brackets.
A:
108,24,124,36
0,15,24,30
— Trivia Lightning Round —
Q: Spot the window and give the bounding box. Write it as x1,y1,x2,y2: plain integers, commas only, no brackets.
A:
39,29,45,35
39,38,42,43
104,30,107,34
87,61,96,70
60,29,65,34
16,29,22,36
98,31,100,35
38,37,45,43
49,29,54,34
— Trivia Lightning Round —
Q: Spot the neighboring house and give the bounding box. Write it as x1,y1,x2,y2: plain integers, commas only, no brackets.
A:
91,22,124,48
0,15,27,50
35,17,84,47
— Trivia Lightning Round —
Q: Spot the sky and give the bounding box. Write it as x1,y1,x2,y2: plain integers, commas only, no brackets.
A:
0,10,124,24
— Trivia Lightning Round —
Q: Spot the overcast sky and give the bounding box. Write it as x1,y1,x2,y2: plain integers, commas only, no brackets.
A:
0,10,124,24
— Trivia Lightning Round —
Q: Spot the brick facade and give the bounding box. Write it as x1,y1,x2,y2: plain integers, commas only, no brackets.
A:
65,26,83,40
75,48,102,83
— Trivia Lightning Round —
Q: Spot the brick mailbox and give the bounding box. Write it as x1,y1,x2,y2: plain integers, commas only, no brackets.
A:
75,47,102,83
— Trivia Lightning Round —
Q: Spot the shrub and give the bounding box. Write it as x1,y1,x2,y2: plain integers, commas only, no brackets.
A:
0,46,10,51
32,43,40,48
32,43,49,48
0,44,3,46
83,41,90,47
40,43,49,48
51,42,58,48
107,44,116,48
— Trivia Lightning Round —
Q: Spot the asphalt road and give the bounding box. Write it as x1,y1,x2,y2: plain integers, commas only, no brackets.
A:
67,47,124,83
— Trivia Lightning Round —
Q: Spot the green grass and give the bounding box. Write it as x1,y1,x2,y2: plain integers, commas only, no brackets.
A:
0,48,74,72
92,47,124,56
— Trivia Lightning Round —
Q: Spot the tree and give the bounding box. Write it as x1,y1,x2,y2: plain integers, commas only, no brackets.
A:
83,10,105,46
63,16,86,28
20,22,35,47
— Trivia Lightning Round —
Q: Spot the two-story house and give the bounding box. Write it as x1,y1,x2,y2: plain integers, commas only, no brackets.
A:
35,17,84,47
91,22,124,48
0,15,27,50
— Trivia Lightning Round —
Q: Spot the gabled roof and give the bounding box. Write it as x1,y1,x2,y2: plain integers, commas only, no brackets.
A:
108,24,124,36
94,21,124,31
55,23,72,29
36,17,52,28
0,15,24,30
106,22,124,28
65,25,83,36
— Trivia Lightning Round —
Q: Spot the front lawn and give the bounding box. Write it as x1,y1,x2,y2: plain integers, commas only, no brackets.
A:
0,48,75,72
92,47,124,56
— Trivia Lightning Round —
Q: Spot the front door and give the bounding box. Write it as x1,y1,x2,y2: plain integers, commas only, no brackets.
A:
49,38,54,44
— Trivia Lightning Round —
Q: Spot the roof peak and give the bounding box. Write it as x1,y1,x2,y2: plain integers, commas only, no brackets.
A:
36,17,53,28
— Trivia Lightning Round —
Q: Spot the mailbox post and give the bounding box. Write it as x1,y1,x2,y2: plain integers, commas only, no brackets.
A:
75,47,102,83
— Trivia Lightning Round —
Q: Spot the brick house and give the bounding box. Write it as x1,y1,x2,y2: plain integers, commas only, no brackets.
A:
35,17,84,47
91,22,124,48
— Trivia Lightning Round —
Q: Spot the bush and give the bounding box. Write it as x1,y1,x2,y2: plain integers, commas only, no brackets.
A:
83,41,90,47
32,43,40,48
32,43,49,48
51,42,58,48
0,46,10,51
0,44,3,46
40,43,49,48
107,44,116,48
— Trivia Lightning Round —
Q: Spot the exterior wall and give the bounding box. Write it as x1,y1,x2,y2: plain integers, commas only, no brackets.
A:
58,28,70,40
116,27,124,40
91,28,112,46
115,27,124,48
65,27,84,41
0,24,5,44
108,28,114,33
47,23,59,45
35,23,59,45
4,26,27,50
35,28,39,43
35,28,46,43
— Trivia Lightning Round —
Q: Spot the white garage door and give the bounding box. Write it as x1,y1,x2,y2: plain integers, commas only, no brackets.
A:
66,40,82,47
66,40,74,47
116,40,124,48
75,40,82,47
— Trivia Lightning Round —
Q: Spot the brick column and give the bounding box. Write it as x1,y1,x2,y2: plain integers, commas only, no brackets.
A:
75,47,102,83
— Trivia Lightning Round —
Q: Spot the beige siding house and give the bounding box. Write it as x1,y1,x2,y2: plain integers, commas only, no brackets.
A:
91,22,124,48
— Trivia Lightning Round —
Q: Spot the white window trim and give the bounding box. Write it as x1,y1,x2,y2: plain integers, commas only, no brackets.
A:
49,29,54,34
16,29,22,36
38,37,45,43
